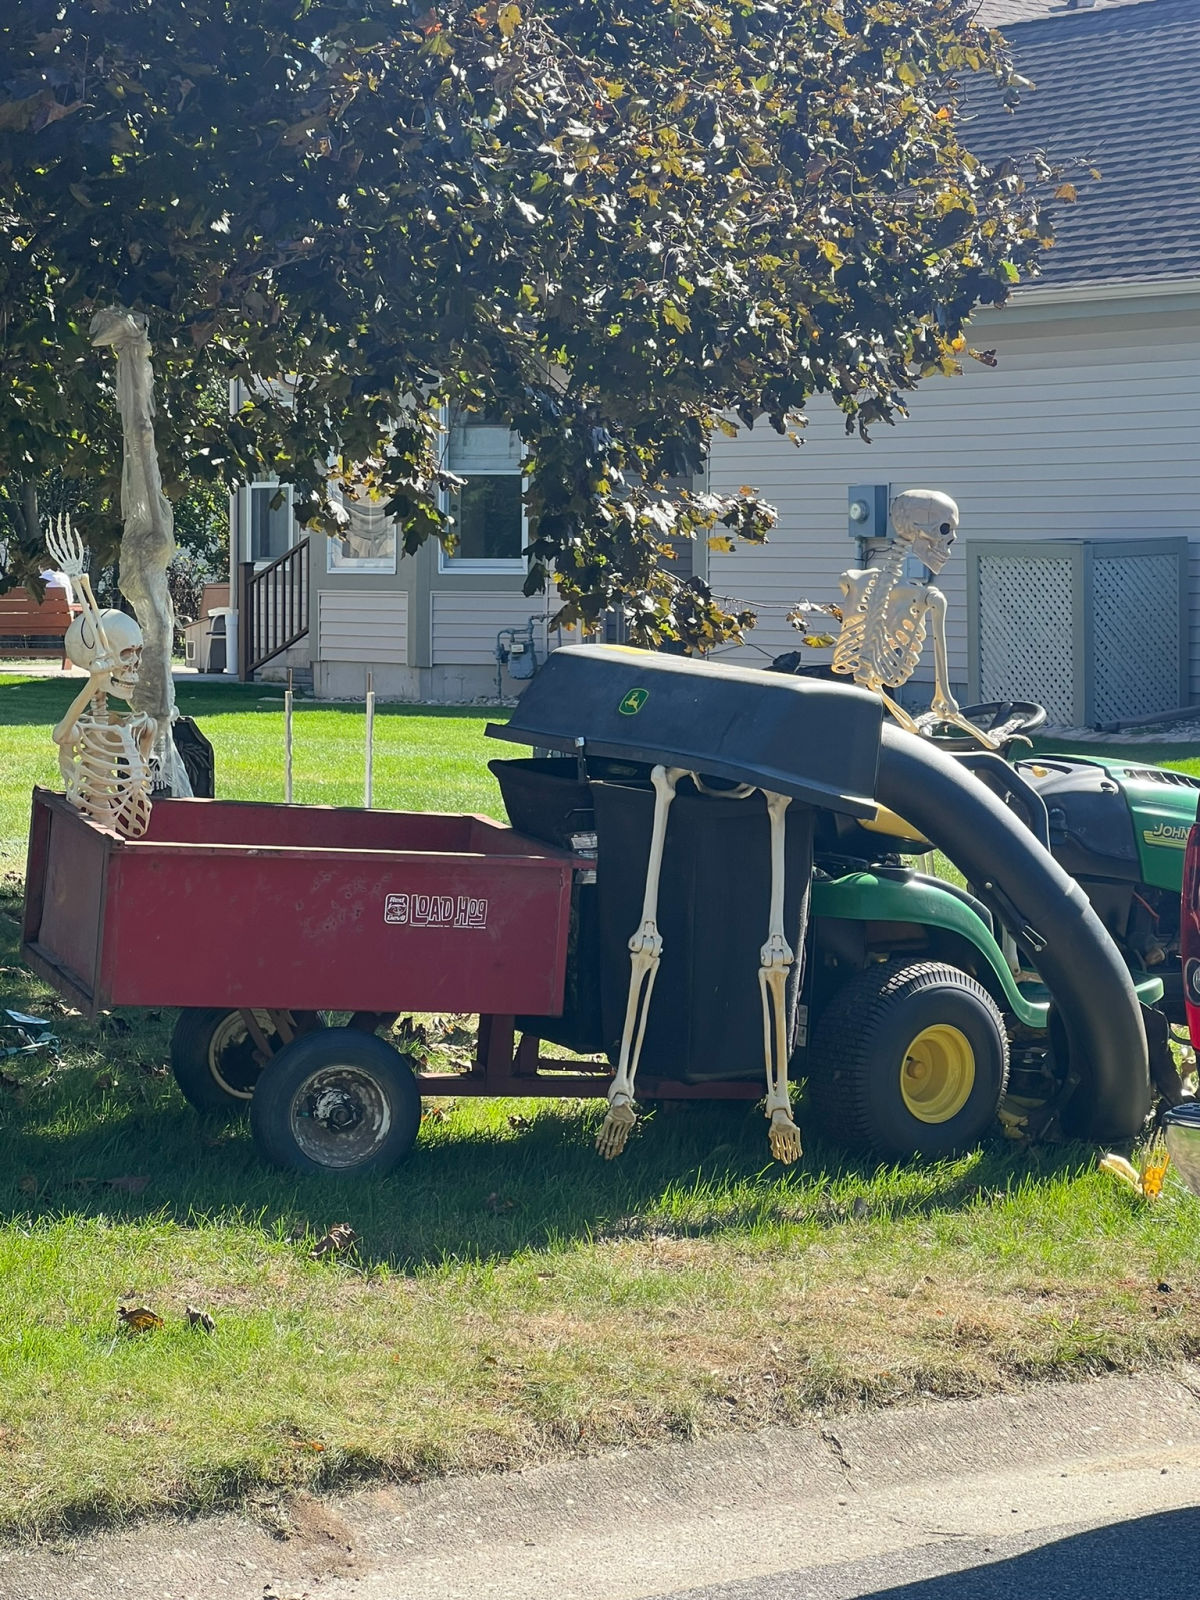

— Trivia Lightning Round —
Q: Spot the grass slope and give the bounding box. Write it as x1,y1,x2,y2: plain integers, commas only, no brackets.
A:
1,675,1199,1538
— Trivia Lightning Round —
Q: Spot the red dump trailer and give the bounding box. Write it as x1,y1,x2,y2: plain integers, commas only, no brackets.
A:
22,788,763,1178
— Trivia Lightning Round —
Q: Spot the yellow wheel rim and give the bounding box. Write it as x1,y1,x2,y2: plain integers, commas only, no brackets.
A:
899,1024,975,1124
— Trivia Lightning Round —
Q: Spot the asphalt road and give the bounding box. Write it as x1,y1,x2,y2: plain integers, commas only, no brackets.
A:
664,1509,1200,1600
3,1370,1200,1600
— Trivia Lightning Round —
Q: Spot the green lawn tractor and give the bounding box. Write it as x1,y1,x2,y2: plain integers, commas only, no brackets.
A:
790,694,1195,1160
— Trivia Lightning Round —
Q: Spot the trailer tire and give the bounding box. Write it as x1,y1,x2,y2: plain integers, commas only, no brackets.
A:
170,1007,283,1113
807,960,1009,1162
250,1028,421,1178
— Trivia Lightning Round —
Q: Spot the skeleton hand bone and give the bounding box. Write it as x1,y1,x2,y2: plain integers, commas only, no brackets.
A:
44,513,89,578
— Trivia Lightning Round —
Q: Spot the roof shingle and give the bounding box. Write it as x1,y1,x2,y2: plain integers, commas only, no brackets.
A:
965,0,1200,287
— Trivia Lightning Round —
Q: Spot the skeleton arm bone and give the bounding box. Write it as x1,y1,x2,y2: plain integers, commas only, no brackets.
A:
923,586,1001,750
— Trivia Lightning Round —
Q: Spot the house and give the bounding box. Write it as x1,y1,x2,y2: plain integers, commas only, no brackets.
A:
228,411,578,700
704,0,1200,724
228,0,1200,721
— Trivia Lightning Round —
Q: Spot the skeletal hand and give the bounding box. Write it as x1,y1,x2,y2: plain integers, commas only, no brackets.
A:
45,513,88,578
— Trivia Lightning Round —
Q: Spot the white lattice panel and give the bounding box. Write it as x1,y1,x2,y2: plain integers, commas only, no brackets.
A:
1092,553,1181,721
977,555,1075,724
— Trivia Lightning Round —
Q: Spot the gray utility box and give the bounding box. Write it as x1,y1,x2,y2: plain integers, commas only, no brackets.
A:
966,537,1190,727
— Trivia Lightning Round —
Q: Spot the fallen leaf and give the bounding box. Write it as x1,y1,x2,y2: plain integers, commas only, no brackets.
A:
106,1174,150,1194
309,1223,358,1260
118,1305,164,1334
289,1439,326,1451
186,1305,216,1334
507,1114,533,1132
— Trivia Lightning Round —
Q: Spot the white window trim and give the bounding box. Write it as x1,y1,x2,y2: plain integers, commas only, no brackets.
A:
240,480,296,569
437,407,528,575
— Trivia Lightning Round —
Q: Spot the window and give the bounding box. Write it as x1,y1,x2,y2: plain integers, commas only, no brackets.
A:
326,486,397,574
245,483,294,563
439,416,525,572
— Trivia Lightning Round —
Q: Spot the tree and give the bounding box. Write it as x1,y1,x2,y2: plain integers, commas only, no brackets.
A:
1,0,1054,655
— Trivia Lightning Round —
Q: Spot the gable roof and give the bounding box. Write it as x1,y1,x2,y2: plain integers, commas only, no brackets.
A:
966,0,1200,288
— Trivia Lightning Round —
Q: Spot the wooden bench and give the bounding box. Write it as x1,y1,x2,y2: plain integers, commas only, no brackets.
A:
0,586,80,660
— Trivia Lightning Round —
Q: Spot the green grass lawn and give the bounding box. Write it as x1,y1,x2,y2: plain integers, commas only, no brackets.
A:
2,674,1200,1540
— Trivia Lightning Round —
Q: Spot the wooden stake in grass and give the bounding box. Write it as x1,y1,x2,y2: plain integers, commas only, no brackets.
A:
284,668,294,805
365,670,375,809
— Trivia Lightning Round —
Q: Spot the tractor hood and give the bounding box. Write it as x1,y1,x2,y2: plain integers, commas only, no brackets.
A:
1016,755,1199,890
488,645,882,816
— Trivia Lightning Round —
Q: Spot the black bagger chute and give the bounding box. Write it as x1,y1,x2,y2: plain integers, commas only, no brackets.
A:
488,647,882,1080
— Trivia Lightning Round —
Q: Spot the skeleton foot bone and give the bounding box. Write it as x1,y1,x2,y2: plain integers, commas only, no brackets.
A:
597,765,685,1158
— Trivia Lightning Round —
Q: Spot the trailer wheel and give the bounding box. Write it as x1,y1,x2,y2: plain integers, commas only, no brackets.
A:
250,1028,421,1178
170,1007,283,1112
807,960,1009,1162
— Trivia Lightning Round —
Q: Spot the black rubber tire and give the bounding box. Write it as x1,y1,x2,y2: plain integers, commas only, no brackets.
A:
249,1027,422,1178
807,960,1010,1162
170,1007,281,1113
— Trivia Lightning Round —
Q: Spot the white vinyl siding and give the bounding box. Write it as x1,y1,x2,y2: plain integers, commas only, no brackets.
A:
705,298,1200,694
431,592,555,665
317,591,408,665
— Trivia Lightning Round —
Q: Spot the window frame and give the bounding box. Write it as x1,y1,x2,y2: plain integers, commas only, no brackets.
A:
437,408,528,576
241,480,296,567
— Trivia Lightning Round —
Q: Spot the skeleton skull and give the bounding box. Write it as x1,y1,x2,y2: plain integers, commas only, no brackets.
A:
889,489,959,576
64,608,144,700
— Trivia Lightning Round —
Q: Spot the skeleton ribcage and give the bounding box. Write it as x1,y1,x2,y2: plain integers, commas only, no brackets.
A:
67,719,153,838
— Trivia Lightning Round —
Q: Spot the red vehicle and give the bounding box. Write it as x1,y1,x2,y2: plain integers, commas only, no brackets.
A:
22,788,762,1178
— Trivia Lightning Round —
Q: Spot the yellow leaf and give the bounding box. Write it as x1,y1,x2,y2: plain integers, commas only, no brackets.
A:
118,1305,164,1333
707,535,735,553
497,2,521,37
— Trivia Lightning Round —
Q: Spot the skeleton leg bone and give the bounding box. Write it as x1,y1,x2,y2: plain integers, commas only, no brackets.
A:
758,790,802,1164
597,764,686,1159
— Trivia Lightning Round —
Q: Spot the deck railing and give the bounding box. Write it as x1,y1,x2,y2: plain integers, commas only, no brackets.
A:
237,539,309,679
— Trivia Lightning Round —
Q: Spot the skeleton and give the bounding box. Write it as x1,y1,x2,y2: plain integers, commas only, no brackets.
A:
596,770,805,1165
831,489,999,749
46,515,156,838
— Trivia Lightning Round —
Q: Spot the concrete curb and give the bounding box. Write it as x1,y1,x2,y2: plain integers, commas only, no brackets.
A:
3,1368,1200,1600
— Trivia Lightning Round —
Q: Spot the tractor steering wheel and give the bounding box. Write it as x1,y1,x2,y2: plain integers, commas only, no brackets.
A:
920,700,1048,753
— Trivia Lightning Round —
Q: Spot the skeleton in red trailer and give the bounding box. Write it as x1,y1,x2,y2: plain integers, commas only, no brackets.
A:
46,515,156,839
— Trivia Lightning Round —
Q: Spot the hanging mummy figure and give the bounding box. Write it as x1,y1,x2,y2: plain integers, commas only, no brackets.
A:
596,769,805,1166
831,489,999,749
46,516,157,838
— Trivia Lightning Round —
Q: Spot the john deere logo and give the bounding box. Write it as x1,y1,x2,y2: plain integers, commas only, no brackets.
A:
1144,822,1189,848
618,687,649,716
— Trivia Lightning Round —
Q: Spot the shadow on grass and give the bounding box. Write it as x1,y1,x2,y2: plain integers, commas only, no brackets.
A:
0,821,1098,1276
0,1063,1098,1273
